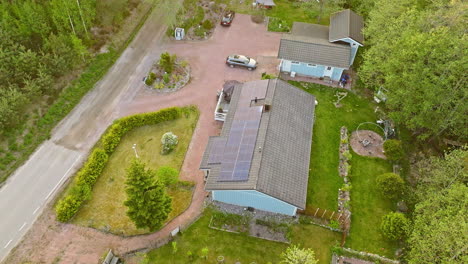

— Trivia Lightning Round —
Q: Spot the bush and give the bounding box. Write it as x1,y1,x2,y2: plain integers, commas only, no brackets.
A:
102,108,182,154
154,82,165,90
161,132,178,154
156,166,179,186
202,19,213,30
163,73,170,83
194,27,206,37
329,220,340,229
268,17,290,32
380,212,410,240
56,194,82,222
376,173,404,199
159,52,177,74
55,148,108,222
383,139,404,161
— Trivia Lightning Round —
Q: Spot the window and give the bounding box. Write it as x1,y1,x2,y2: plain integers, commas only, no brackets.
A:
307,64,317,67
291,61,300,65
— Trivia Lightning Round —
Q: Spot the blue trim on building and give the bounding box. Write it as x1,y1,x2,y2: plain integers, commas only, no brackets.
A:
212,190,298,216
281,60,345,81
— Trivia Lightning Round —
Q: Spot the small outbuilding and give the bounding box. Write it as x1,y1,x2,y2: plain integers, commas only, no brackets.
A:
278,9,364,81
255,0,276,9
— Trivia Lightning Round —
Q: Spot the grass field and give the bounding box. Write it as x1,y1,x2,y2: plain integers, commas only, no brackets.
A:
143,208,340,263
72,112,198,236
219,0,342,31
290,82,398,257
294,82,381,211
345,154,398,257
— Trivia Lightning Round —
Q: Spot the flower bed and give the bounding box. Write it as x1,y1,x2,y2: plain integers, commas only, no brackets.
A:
144,53,190,92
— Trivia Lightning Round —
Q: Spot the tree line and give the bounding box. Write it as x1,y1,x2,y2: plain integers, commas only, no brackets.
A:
0,0,96,132
357,0,467,141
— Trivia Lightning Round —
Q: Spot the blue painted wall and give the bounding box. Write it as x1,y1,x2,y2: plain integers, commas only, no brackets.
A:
332,68,344,81
281,60,344,81
212,190,297,216
350,45,359,65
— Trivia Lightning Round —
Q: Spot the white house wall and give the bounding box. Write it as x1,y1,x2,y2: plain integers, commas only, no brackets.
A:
212,190,298,216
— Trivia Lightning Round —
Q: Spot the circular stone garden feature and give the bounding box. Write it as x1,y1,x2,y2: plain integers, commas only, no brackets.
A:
144,52,190,93
350,130,386,159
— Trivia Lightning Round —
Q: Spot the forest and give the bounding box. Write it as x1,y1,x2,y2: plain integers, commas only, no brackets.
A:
0,0,95,131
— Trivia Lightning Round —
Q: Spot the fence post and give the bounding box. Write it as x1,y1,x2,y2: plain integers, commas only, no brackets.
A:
321,209,327,218
314,208,319,217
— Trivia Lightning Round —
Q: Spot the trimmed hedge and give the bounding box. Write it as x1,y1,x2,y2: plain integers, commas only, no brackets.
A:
55,107,189,222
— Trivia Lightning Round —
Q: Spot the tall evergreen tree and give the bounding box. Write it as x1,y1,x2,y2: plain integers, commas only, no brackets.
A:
124,159,172,232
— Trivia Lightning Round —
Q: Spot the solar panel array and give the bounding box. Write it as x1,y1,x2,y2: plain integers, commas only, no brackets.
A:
217,82,267,182
207,138,226,164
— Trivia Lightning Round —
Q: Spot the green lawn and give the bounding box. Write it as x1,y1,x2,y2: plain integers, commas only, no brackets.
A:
220,0,342,31
72,112,198,236
291,82,398,257
297,82,380,210
143,208,340,263
345,154,398,257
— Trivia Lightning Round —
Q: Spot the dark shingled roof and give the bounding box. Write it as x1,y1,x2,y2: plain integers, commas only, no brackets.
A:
278,22,351,69
329,9,364,45
201,79,315,209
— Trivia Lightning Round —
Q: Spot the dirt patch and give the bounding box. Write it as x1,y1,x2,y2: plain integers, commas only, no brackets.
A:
350,130,386,159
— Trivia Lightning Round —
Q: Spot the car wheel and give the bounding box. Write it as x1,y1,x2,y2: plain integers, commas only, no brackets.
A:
229,64,234,68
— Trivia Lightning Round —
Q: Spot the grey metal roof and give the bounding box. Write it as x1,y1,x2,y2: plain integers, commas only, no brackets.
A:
201,79,315,209
329,9,364,45
279,23,351,68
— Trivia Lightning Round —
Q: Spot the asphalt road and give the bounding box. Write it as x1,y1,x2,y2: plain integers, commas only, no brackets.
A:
0,142,82,260
0,0,179,261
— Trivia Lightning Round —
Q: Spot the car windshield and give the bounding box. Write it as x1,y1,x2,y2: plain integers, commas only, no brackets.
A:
222,17,230,22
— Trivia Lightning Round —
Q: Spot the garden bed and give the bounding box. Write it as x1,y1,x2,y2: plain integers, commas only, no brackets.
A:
168,0,221,41
144,53,190,92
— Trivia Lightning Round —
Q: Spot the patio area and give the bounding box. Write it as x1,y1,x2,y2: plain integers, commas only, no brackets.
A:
279,72,353,90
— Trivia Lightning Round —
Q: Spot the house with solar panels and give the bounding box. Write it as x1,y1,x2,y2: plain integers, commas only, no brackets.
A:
278,9,364,82
200,79,315,216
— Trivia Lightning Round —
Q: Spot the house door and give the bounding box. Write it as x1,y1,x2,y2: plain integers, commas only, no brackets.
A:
282,60,292,72
323,66,334,78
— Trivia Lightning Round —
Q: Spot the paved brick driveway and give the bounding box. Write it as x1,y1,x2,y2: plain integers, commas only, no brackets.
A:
5,14,281,264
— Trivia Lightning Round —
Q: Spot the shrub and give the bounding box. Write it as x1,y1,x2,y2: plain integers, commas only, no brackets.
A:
194,27,206,37
383,139,404,161
159,52,177,74
376,173,404,199
261,72,276,80
329,220,340,229
202,19,213,30
163,73,170,84
156,166,179,186
380,212,410,240
56,194,82,222
161,132,178,154
154,82,165,90
145,76,154,86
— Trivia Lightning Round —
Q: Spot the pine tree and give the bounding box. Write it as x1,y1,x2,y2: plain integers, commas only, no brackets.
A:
124,159,172,232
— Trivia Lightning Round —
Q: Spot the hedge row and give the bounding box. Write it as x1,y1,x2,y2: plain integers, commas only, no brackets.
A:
55,107,188,222
56,149,108,222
